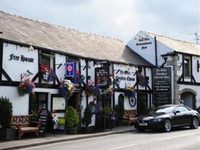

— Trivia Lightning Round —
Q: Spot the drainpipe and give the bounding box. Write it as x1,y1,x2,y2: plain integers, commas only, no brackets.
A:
154,36,158,67
173,54,179,104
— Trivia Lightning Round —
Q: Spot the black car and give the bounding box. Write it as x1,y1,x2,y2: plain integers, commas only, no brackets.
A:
134,104,200,132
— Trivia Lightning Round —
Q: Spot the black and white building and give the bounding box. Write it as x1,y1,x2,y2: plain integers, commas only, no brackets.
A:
128,31,200,109
0,12,153,129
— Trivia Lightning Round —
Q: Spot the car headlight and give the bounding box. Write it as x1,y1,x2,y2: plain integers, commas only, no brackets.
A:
152,118,162,122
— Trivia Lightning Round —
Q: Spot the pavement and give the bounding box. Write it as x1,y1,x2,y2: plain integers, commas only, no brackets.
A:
0,125,135,150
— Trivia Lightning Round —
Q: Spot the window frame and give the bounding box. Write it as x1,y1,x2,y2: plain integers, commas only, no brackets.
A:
183,56,191,78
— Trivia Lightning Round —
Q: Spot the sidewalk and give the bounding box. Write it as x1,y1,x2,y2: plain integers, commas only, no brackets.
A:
0,125,135,150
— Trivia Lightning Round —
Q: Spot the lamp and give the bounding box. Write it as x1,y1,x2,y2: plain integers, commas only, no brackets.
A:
28,45,34,51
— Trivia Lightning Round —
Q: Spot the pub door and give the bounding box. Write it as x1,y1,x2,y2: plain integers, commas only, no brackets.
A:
137,93,148,115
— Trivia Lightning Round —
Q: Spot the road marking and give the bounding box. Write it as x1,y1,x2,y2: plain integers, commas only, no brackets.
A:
109,132,200,150
20,134,117,150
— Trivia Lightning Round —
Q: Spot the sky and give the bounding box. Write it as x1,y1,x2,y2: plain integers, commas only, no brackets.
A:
0,0,199,44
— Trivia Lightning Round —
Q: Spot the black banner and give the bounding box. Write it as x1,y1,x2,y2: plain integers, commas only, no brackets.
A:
153,67,171,106
95,67,109,88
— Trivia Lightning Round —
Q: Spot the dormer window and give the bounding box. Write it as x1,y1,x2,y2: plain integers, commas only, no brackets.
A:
183,57,191,77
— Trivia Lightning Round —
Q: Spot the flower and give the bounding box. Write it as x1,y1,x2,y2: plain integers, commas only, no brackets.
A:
59,80,75,97
39,64,49,74
39,64,56,82
18,79,35,96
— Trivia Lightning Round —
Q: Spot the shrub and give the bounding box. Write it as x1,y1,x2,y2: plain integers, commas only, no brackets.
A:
0,97,13,129
65,106,79,128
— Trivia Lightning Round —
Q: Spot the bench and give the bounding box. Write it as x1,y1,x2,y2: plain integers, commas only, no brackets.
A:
123,110,137,125
11,115,41,139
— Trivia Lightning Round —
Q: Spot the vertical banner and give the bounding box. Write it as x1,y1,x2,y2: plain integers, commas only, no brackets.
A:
66,61,76,78
95,67,109,88
153,67,172,106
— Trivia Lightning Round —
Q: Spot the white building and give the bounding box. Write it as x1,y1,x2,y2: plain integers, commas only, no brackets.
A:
0,12,153,130
128,31,200,109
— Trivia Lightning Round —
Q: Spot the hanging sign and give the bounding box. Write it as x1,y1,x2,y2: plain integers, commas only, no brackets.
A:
95,67,109,88
66,61,76,78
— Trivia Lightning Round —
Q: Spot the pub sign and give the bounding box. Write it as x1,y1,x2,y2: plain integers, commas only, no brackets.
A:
153,67,172,106
95,67,109,88
66,61,76,78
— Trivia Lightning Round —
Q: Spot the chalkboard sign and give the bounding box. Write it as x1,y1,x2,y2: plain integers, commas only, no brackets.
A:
153,67,171,106
38,108,48,133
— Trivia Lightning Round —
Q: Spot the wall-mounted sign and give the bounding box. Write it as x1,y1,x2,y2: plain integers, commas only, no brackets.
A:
136,37,152,46
66,61,76,78
52,97,65,111
95,67,109,88
153,67,171,106
113,64,136,89
3,43,38,82
9,53,34,63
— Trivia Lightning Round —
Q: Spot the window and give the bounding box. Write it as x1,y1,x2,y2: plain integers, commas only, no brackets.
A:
40,54,50,67
29,93,48,114
175,106,188,113
183,57,191,77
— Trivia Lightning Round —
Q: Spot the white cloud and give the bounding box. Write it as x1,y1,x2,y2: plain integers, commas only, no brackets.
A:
0,0,199,43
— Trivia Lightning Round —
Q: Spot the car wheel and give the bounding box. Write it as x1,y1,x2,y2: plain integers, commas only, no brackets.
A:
164,119,172,132
190,117,199,129
137,127,145,132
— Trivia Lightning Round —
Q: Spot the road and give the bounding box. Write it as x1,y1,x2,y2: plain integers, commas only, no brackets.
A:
21,128,200,150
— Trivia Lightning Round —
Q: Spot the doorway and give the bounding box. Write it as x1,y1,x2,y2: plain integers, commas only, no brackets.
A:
137,93,148,115
180,92,196,109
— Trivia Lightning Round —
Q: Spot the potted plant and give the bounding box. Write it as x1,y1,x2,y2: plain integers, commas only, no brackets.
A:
82,106,93,133
65,106,79,134
0,97,16,140
102,105,114,129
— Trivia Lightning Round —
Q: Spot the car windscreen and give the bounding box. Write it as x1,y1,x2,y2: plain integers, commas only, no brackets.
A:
156,106,175,114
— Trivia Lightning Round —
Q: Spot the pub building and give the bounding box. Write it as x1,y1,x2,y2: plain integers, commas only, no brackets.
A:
0,11,153,132
128,31,200,109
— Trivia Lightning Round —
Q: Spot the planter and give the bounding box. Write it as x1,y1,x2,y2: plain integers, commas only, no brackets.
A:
0,128,16,141
95,113,105,132
81,126,95,134
66,127,78,134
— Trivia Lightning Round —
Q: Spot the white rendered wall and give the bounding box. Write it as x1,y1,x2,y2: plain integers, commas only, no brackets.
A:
0,86,29,115
127,31,173,67
55,53,66,81
115,92,137,110
127,31,156,65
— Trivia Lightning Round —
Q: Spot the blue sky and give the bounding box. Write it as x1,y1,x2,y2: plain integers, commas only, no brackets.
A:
0,0,199,43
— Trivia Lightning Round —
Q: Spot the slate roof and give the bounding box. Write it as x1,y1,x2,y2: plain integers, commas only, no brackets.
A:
0,11,153,67
146,31,200,56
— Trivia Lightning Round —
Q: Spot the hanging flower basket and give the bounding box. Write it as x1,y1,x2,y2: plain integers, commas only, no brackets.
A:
59,80,75,97
124,86,135,97
106,87,113,96
84,80,96,96
84,85,95,96
18,79,35,96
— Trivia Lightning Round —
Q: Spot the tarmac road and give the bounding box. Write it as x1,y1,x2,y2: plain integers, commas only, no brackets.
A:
20,127,200,150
